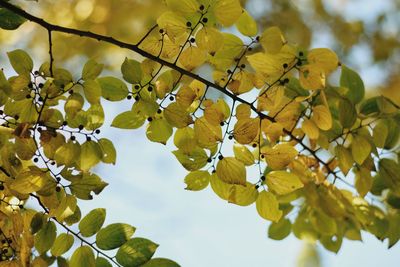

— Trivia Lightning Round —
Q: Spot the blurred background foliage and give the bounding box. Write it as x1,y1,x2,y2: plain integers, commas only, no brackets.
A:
1,0,399,103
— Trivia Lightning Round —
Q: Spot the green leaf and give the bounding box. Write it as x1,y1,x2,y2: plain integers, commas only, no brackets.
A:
351,135,371,165
338,98,357,128
97,76,129,101
83,80,102,104
172,148,208,171
51,233,74,257
121,58,142,84
256,191,282,222
54,140,81,167
320,235,342,253
34,221,57,254
0,8,26,30
7,49,33,75
116,238,159,267
78,141,103,171
96,257,112,267
146,118,173,145
50,195,77,222
266,171,304,195
82,59,104,80
373,121,388,148
79,208,106,237
268,218,291,240
111,111,146,129
141,258,180,267
98,138,117,164
96,223,136,250
70,246,96,267
184,170,210,191
309,210,337,235
387,213,400,248
70,173,108,200
10,169,46,194
340,65,365,104
335,145,353,175
354,167,372,198
379,158,400,196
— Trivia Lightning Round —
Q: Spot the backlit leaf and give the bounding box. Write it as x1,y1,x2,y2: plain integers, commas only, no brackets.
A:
266,171,304,195
96,223,136,250
116,238,158,267
79,208,106,237
216,157,246,185
256,191,282,222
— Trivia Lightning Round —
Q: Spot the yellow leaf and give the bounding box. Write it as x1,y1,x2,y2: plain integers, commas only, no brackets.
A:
228,71,254,95
213,0,242,26
233,144,255,166
301,118,320,140
260,27,286,54
166,0,199,15
228,182,259,206
146,118,173,145
210,173,231,200
204,99,230,125
256,191,282,222
10,169,46,194
179,46,207,71
196,27,224,55
307,48,339,74
236,10,258,36
184,171,210,191
235,103,251,120
216,157,246,185
311,105,332,131
351,135,371,165
261,143,298,170
164,102,194,128
194,116,222,148
299,65,325,90
261,121,284,143
176,85,196,108
247,52,284,77
174,127,197,153
233,118,259,144
157,11,188,41
266,171,304,195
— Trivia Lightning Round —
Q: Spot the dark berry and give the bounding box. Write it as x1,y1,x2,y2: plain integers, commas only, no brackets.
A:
296,61,302,67
28,82,33,88
190,37,195,43
199,4,205,10
134,85,140,90
14,115,19,120
127,95,132,100
33,158,39,163
299,51,304,57
228,135,233,140
256,36,260,41
0,184,4,190
135,96,140,101
220,121,224,126
212,170,216,174
218,155,223,160
207,158,212,163
51,161,56,166
157,109,162,114
227,69,232,74
34,71,39,76
26,94,31,99
62,121,68,126
186,21,192,27
18,205,24,209
95,129,100,134
55,186,61,192
261,176,265,181
284,78,289,84
159,29,164,34
38,83,44,89
169,96,174,101
147,117,153,122
283,63,288,68
38,97,43,102
240,64,246,69
69,90,74,94
255,185,260,189
148,86,153,92
202,17,208,23
0,110,3,115
248,47,253,51
252,143,257,148
70,136,76,141
78,125,84,130
261,155,265,159
56,177,61,182
86,136,91,141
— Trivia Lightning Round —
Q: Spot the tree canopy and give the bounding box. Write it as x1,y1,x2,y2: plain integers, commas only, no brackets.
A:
0,0,400,266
